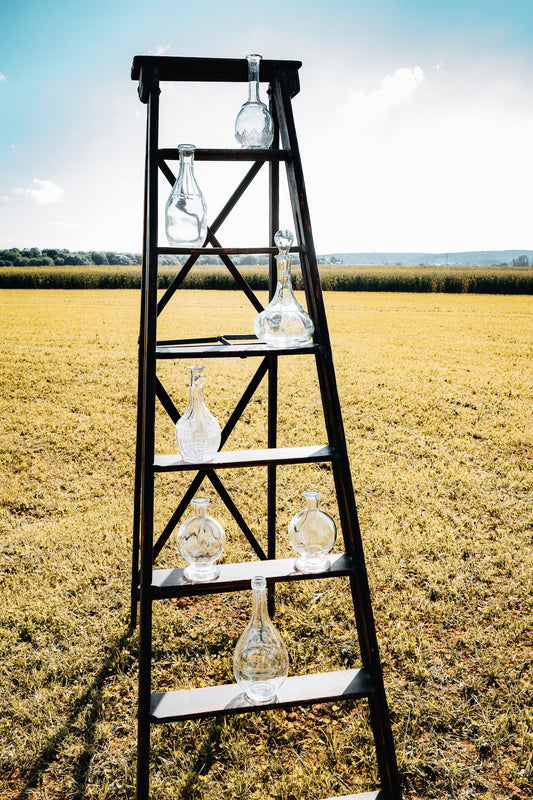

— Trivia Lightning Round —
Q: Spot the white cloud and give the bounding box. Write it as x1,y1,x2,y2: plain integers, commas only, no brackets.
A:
343,66,425,122
0,73,6,83
14,179,64,205
153,44,171,56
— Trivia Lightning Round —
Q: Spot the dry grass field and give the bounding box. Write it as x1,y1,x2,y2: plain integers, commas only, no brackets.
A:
0,289,531,800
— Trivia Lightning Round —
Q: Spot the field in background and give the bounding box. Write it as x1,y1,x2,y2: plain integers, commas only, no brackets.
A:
0,289,531,800
0,263,532,293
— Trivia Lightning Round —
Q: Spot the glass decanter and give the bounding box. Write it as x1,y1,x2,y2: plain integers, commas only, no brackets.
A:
177,498,225,582
233,575,289,704
235,54,274,149
289,490,337,572
253,229,315,347
165,144,208,247
175,366,221,463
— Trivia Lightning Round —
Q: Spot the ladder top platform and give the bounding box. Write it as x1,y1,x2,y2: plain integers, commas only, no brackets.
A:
131,55,302,102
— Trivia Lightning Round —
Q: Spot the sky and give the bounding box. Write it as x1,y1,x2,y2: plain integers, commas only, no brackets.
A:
1,0,533,255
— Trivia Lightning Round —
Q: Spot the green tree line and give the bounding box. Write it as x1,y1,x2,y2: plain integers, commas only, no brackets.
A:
0,248,144,267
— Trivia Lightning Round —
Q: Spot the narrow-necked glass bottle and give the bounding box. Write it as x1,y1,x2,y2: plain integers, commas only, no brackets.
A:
254,229,315,347
233,576,289,703
289,490,337,572
165,144,208,247
175,366,221,463
235,54,274,149
177,498,225,582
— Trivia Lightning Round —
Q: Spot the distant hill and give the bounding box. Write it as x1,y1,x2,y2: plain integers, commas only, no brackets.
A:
321,250,533,267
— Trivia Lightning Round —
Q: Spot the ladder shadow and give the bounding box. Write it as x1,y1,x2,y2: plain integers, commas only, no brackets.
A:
15,624,136,800
180,719,226,799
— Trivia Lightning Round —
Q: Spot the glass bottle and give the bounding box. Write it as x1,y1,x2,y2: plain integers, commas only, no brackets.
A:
253,229,315,347
165,144,208,247
235,54,274,149
233,575,289,703
177,498,225,582
289,490,337,572
175,366,221,463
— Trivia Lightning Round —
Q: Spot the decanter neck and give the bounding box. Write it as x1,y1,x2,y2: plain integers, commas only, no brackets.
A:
275,254,294,293
246,54,262,103
191,498,209,517
250,575,269,622
187,365,206,408
304,490,321,510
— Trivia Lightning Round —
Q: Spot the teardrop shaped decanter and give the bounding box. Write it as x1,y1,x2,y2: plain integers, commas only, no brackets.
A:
233,576,289,703
177,497,225,582
175,366,221,463
289,490,337,572
253,229,315,347
165,144,208,247
235,54,274,149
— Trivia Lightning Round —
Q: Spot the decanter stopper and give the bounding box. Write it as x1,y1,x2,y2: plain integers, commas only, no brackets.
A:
253,229,314,347
235,54,274,149
165,144,208,247
233,576,289,703
289,490,337,572
177,498,225,582
175,366,221,462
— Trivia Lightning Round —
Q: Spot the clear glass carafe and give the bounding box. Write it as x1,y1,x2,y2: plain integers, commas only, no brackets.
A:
177,498,225,582
289,490,337,572
233,576,289,703
235,54,274,149
254,229,315,347
175,366,221,463
165,144,208,246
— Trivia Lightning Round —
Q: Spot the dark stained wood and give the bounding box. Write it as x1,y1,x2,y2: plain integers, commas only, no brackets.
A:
159,147,290,162
154,444,335,472
150,554,353,597
323,794,385,800
155,340,319,358
150,668,374,722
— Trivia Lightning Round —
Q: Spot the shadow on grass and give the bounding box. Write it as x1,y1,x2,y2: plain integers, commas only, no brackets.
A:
15,624,137,800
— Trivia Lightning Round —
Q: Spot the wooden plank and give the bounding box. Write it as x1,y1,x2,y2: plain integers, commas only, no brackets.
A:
154,444,334,472
156,246,304,255
151,554,353,597
131,55,301,89
155,341,319,358
322,793,384,800
150,668,374,722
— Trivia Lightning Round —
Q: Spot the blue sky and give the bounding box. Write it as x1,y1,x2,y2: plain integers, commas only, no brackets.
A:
1,0,533,254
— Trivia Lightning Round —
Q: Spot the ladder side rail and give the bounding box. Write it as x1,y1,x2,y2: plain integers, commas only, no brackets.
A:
136,63,161,800
273,69,402,799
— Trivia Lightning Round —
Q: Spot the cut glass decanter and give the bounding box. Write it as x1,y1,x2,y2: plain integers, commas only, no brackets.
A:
165,144,208,247
233,576,289,703
235,54,274,149
175,366,221,463
289,490,337,572
177,497,225,582
254,229,315,347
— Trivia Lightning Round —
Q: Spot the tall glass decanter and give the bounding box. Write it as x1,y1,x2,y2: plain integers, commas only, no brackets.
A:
289,490,337,572
235,54,274,149
233,576,289,703
165,144,208,247
177,498,225,582
175,366,221,463
254,229,315,347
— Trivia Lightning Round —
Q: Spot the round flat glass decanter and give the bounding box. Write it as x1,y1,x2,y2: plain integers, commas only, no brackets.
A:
235,54,274,149
175,366,221,463
177,498,225,582
289,490,337,572
253,229,315,347
165,144,208,247
233,576,289,704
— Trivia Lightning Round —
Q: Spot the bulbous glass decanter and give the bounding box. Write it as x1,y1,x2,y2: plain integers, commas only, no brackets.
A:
253,229,315,347
235,54,274,149
175,366,221,463
289,490,337,572
233,575,289,703
177,497,225,582
165,144,208,247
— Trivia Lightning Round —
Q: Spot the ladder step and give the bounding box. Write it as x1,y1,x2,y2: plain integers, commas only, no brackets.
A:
154,444,335,472
159,147,291,162
150,668,374,722
156,340,319,358
323,793,385,800
151,554,353,598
